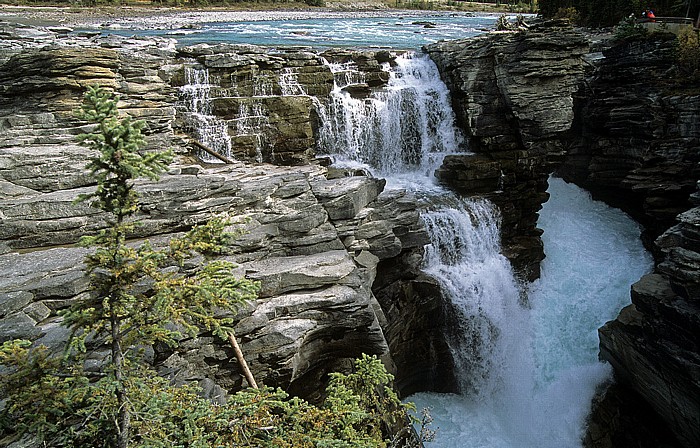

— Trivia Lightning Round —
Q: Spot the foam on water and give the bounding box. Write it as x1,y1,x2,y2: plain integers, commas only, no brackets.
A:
411,177,653,448
317,52,464,186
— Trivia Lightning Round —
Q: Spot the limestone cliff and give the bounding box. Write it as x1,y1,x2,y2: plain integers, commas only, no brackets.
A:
0,25,444,404
425,20,589,281
563,34,700,448
559,34,700,248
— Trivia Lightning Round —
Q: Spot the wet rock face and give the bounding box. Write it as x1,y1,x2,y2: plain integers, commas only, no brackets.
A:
172,44,334,166
425,21,589,280
559,35,700,244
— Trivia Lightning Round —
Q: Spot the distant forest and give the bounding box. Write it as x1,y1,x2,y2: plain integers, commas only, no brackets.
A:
539,0,700,27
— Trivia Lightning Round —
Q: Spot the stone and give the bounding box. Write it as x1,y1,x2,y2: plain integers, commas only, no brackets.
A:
0,291,34,317
240,250,357,298
0,311,41,343
23,302,51,322
311,176,386,220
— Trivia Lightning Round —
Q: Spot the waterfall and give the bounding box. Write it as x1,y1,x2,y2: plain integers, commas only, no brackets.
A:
411,177,652,448
279,67,307,96
179,67,232,163
316,50,652,448
317,52,463,181
234,102,268,163
316,52,513,401
422,199,525,399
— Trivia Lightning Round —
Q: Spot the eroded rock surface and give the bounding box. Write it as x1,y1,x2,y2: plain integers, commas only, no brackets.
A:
560,34,700,246
426,20,589,280
0,25,438,402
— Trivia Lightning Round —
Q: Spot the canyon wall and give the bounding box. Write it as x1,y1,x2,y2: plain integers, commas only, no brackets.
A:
564,35,700,448
0,26,453,404
427,22,699,448
425,20,589,281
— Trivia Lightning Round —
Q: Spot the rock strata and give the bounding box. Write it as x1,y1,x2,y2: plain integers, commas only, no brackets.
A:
0,24,442,405
559,34,700,247
426,20,589,280
544,33,700,448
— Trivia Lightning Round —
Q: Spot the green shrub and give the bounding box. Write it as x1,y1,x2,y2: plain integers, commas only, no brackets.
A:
614,15,648,40
677,26,700,78
553,7,581,25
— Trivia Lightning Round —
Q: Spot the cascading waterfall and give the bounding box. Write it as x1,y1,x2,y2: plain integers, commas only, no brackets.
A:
234,102,268,163
179,67,232,163
317,50,653,448
317,52,463,181
411,177,652,448
421,199,526,399
180,64,309,163
279,67,307,96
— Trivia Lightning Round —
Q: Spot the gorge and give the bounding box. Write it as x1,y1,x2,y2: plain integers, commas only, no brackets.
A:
0,14,698,448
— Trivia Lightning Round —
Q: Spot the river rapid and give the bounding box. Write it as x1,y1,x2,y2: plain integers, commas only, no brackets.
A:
167,15,652,447
411,176,652,448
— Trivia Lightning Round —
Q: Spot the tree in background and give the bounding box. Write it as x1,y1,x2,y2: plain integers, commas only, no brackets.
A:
538,0,700,27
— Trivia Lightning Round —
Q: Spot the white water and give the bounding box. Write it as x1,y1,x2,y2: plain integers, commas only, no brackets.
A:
179,67,232,163
422,199,524,399
317,52,464,184
411,177,653,448
315,53,652,447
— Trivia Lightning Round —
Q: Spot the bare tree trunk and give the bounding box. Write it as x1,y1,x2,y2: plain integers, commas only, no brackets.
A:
112,314,130,448
227,332,258,389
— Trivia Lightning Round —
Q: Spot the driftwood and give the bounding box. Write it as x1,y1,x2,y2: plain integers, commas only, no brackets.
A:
190,139,235,164
227,332,258,389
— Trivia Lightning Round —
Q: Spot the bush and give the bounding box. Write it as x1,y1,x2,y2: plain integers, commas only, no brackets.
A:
614,15,648,40
1,346,421,447
677,26,700,78
553,7,581,25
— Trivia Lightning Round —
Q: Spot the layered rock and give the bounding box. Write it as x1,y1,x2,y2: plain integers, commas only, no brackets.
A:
559,34,700,246
0,26,444,404
425,20,589,280
0,147,430,400
597,200,700,448
171,43,334,166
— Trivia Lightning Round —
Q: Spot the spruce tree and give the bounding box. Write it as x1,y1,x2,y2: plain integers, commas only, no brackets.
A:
0,87,426,448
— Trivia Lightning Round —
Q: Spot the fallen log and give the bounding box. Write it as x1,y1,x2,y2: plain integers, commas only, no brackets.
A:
190,138,235,164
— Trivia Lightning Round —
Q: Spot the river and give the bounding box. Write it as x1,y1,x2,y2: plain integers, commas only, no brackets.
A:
174,20,653,447
77,13,506,49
